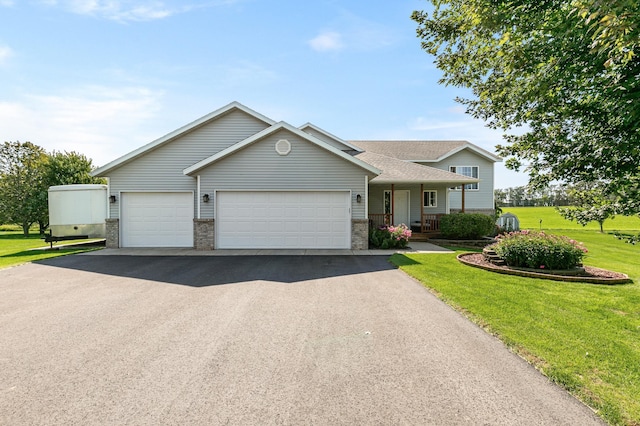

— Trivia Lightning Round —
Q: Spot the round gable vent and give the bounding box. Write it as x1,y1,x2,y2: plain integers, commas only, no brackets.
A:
275,139,291,156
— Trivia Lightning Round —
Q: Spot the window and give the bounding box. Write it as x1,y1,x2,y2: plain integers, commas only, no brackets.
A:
383,191,391,214
423,190,437,208
450,166,479,190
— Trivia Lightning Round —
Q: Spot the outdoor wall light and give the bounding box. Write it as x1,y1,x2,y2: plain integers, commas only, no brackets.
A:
109,195,117,203
356,194,362,203
202,194,210,203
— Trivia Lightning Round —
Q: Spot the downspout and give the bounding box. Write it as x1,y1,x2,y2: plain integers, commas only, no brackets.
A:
364,175,369,219
197,175,201,219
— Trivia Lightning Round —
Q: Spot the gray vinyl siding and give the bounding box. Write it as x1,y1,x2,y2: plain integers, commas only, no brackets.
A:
199,129,373,219
421,149,495,210
368,184,450,224
105,109,270,218
301,128,354,151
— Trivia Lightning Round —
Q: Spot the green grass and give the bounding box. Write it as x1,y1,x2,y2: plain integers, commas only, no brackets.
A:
503,206,640,231
0,231,102,269
393,207,640,425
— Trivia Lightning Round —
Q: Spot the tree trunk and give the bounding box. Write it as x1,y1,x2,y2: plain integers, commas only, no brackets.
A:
22,222,30,236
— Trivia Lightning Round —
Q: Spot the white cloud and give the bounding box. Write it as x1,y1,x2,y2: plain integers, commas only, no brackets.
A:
309,31,344,52
39,0,236,22
309,12,396,53
0,44,12,65
0,86,164,166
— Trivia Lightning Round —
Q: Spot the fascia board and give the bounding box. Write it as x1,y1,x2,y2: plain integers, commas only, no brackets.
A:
91,101,275,176
298,123,363,152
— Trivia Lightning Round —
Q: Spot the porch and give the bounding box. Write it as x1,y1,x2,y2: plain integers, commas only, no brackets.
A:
368,213,445,235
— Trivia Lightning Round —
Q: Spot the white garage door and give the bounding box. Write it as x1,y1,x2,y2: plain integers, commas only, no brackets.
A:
121,192,193,247
216,191,350,249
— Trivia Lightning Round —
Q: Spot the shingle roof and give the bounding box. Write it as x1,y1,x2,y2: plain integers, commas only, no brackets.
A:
355,151,479,184
350,140,501,162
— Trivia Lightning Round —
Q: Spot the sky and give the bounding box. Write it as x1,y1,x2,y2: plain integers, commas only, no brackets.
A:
0,0,529,188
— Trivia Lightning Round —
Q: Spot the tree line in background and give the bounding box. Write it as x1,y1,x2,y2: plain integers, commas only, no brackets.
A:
0,141,104,236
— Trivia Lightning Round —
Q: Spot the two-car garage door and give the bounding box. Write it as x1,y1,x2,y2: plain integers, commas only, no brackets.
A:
216,191,351,249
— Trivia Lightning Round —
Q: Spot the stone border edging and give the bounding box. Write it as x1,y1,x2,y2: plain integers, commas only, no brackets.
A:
457,253,632,285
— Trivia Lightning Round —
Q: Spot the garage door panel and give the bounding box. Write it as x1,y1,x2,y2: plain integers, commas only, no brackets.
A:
217,191,350,249
122,192,193,247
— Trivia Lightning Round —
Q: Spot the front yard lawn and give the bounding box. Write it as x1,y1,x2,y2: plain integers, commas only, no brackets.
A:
392,229,639,425
0,232,102,270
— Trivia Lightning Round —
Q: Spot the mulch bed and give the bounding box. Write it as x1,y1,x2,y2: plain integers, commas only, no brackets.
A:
457,252,632,284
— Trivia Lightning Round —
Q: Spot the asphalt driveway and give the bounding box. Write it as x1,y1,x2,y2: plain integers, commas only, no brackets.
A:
0,255,603,425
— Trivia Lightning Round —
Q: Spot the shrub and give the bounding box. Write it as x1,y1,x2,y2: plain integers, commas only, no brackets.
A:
492,230,588,270
369,224,412,249
439,213,495,239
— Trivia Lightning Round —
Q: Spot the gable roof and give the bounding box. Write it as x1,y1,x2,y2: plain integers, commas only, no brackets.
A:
355,151,480,184
183,121,381,176
350,140,502,163
91,101,275,176
298,123,363,152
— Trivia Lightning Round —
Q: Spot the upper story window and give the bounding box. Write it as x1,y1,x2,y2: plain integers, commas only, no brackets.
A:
450,166,479,190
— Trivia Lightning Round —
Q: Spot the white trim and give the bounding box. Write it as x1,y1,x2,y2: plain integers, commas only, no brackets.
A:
298,123,363,152
91,102,276,176
405,143,502,163
183,121,381,176
446,188,451,214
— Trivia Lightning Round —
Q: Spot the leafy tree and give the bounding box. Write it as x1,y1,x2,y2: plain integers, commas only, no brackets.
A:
0,141,49,236
45,151,105,187
556,184,618,232
0,144,105,235
412,0,640,214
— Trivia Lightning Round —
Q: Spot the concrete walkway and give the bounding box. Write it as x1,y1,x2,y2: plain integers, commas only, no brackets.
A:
82,241,451,256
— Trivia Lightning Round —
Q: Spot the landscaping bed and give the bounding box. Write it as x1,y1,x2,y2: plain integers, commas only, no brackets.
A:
458,252,631,284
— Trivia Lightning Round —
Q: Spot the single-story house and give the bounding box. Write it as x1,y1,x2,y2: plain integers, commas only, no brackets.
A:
91,102,501,250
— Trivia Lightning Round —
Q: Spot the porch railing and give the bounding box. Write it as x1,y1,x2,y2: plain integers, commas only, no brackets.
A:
418,213,445,233
368,213,392,229
368,213,444,234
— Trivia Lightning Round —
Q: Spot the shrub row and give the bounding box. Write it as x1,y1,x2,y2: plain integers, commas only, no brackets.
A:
440,213,495,239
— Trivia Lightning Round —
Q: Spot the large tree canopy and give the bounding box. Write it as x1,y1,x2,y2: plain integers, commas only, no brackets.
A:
0,141,49,235
412,0,640,214
0,142,104,235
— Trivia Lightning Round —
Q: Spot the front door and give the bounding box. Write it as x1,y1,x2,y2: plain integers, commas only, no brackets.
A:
384,189,411,226
393,190,410,225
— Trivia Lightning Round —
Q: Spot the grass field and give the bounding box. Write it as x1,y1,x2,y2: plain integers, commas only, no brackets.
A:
0,227,102,269
393,207,640,425
503,206,640,232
